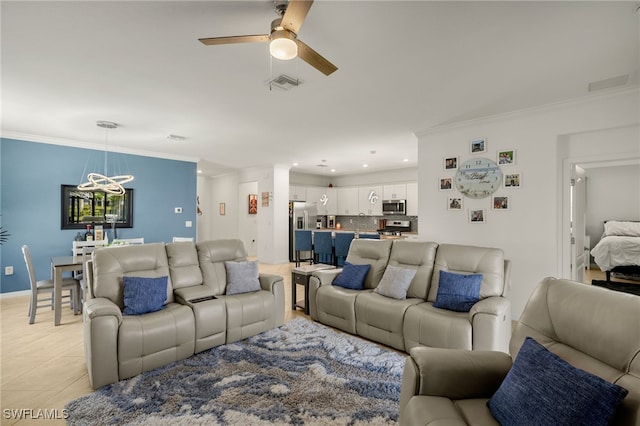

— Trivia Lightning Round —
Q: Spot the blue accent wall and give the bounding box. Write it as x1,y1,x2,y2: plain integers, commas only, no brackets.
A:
0,138,197,294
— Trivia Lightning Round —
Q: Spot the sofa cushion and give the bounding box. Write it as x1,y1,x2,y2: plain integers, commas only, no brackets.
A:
345,239,393,289
224,260,261,295
488,337,628,426
433,270,482,312
333,262,371,290
374,265,417,300
122,276,168,315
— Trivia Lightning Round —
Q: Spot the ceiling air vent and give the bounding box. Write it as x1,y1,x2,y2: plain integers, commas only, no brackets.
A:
268,74,300,91
588,74,629,92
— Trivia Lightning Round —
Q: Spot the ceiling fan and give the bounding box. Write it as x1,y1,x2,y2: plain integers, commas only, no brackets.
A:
198,0,338,76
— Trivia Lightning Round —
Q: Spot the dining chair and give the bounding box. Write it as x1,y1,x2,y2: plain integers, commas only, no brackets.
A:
114,237,145,245
294,230,314,267
334,232,355,267
313,232,334,265
72,240,107,280
22,245,80,324
172,237,194,242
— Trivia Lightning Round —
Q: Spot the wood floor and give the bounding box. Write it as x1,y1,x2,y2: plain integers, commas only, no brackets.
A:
1,264,637,425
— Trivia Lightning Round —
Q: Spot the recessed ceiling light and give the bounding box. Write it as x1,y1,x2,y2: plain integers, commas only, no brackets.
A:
363,164,369,168
330,169,336,173
403,158,409,162
197,170,202,174
293,162,299,166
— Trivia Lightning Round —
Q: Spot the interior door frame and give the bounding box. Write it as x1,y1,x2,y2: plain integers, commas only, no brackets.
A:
560,153,640,279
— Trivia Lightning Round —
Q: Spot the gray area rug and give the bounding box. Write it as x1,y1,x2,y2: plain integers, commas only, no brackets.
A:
66,318,405,425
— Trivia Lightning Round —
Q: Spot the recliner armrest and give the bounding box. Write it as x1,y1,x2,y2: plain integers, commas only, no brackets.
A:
469,295,510,318
405,346,512,399
313,268,342,285
84,297,123,325
258,273,283,292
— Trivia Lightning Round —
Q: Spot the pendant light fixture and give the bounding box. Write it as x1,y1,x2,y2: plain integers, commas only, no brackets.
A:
77,121,134,195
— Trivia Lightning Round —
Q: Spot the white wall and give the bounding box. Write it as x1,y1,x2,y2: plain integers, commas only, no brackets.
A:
238,181,259,256
417,88,639,319
199,172,241,241
586,164,640,246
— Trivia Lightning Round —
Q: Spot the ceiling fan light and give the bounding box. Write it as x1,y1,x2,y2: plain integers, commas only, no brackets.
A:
270,31,297,60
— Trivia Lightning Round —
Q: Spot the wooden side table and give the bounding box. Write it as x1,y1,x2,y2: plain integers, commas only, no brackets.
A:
291,263,336,314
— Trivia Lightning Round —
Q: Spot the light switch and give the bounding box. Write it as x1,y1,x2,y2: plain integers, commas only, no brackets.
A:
5,266,13,275
185,221,192,228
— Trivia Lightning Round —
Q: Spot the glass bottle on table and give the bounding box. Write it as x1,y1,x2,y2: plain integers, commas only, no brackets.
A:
84,224,94,241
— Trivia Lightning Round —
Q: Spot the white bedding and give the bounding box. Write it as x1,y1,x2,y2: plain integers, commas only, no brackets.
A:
590,235,640,271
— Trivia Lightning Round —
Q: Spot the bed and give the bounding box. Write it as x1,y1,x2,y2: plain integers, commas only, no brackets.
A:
590,220,640,282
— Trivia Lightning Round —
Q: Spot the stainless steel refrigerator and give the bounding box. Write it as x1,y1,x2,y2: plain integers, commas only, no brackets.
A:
289,201,318,262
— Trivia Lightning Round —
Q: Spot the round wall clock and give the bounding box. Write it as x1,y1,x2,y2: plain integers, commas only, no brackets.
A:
455,157,503,199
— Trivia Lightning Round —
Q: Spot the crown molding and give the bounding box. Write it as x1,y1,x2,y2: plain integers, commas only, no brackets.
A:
0,131,200,164
416,85,640,136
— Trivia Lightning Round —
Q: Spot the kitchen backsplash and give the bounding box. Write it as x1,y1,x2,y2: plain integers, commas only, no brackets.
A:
332,215,418,233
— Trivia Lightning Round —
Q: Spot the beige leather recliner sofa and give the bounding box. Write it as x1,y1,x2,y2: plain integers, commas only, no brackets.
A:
308,239,511,353
399,277,640,425
83,239,284,389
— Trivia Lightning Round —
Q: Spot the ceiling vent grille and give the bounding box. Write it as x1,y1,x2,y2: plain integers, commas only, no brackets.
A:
268,74,300,91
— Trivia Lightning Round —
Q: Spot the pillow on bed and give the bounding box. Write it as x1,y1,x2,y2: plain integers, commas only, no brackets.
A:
604,221,640,237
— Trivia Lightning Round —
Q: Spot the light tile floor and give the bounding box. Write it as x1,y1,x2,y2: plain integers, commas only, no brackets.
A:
1,261,307,426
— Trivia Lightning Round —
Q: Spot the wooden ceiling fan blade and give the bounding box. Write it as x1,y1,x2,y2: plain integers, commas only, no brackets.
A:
282,0,313,34
296,39,337,76
199,34,270,46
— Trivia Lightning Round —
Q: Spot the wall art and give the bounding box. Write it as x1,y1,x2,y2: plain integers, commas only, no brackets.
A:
492,196,510,210
503,172,522,188
444,156,458,170
447,197,463,210
248,194,258,214
470,137,487,154
469,208,485,223
497,149,516,166
439,177,453,191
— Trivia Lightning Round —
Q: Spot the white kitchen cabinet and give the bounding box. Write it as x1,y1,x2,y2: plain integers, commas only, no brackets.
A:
306,187,336,216
383,184,407,200
337,187,359,215
289,185,306,201
406,182,418,216
358,185,383,216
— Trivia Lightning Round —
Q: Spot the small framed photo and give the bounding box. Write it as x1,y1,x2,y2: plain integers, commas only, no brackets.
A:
444,156,458,170
469,208,485,223
219,202,226,215
497,149,516,165
447,197,463,210
470,137,487,154
492,196,510,210
504,172,522,188
439,177,453,191
248,194,257,214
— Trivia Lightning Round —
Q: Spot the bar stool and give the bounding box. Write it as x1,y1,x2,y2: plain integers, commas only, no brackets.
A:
294,230,314,267
334,232,355,267
313,231,334,265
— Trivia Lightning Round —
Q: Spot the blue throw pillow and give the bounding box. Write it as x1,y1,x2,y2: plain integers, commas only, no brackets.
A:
488,337,628,426
122,276,168,315
332,262,371,290
433,270,482,312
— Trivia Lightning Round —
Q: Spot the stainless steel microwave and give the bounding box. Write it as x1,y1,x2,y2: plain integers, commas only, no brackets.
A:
382,200,406,215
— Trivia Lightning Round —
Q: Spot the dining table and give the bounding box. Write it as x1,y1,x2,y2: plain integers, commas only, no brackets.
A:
50,255,84,326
